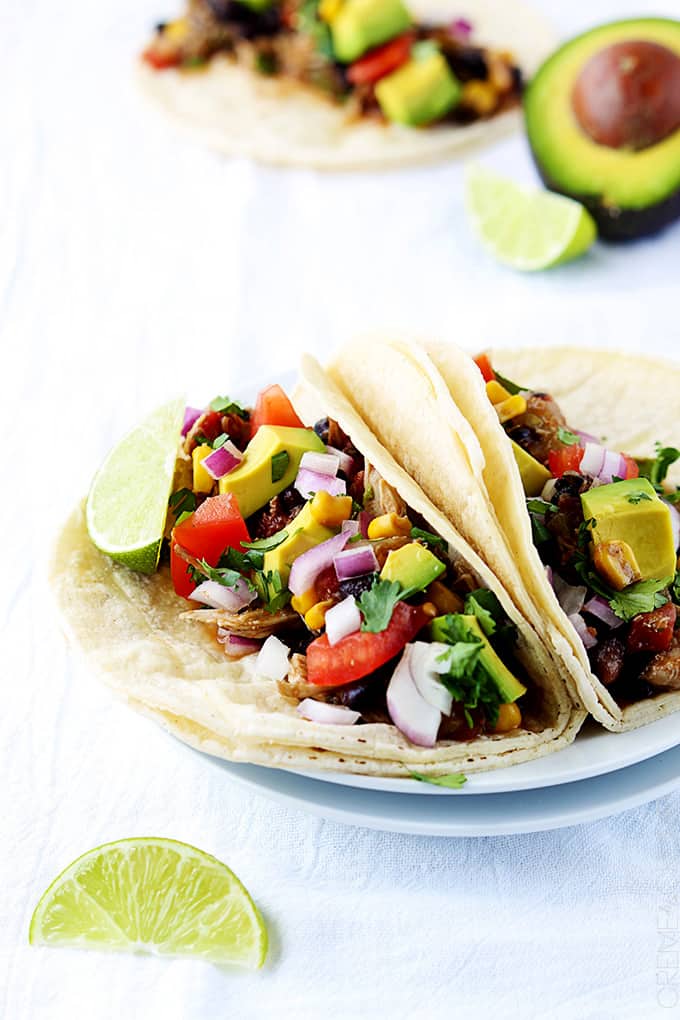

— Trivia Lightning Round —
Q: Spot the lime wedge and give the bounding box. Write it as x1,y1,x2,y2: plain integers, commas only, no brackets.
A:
465,164,597,271
86,397,184,573
29,838,268,968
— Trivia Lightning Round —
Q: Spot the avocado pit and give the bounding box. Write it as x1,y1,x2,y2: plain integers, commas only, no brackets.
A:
571,40,680,151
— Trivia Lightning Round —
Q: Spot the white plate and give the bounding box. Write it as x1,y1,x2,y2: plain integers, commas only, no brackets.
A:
204,742,680,836
293,715,680,794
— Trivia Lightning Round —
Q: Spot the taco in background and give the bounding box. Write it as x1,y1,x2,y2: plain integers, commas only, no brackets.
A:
51,355,583,777
423,342,680,733
138,0,555,169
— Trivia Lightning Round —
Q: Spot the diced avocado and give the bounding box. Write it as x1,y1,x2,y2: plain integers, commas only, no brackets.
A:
219,425,324,520
263,501,335,585
581,478,677,582
331,0,412,64
380,542,445,594
512,441,552,497
430,614,527,703
375,50,461,127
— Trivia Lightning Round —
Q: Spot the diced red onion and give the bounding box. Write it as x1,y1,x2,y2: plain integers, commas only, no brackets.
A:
580,442,606,477
188,578,256,611
255,635,290,681
583,596,623,630
295,468,347,500
358,510,372,538
450,16,472,38
288,531,350,596
663,499,680,552
326,445,354,474
341,519,360,538
575,430,599,446
217,630,261,657
333,545,379,581
409,642,454,715
551,573,587,615
325,596,361,646
182,406,202,437
203,441,243,480
386,647,441,747
599,450,626,484
300,451,340,476
297,699,360,725
569,613,598,650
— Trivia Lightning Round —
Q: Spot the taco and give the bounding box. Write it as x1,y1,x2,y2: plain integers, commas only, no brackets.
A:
414,342,680,733
51,355,583,777
138,0,555,169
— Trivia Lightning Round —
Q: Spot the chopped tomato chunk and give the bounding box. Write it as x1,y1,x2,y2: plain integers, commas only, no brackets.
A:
306,602,427,687
548,445,584,478
621,454,640,480
171,493,250,598
474,352,495,384
627,602,677,654
347,33,413,85
142,45,182,70
251,384,304,437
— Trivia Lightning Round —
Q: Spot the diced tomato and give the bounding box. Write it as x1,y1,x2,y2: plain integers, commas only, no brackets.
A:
306,602,428,687
347,33,413,85
141,45,182,70
473,352,495,384
314,565,341,603
621,454,640,480
548,445,584,478
170,493,250,599
250,384,304,437
626,602,677,654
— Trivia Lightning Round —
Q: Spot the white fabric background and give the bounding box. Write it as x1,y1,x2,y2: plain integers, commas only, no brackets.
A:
3,0,680,1017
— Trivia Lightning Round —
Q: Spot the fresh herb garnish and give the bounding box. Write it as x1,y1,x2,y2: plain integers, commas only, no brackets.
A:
557,427,580,446
169,488,196,518
221,546,263,573
408,770,468,789
493,371,524,396
637,443,680,492
526,498,556,544
254,51,278,75
411,527,446,550
627,491,653,505
363,484,374,507
608,578,672,622
209,395,247,417
672,571,680,606
271,450,289,483
193,433,211,447
241,531,289,552
358,579,402,633
188,559,249,591
434,615,501,728
254,569,291,614
295,0,334,59
526,498,557,515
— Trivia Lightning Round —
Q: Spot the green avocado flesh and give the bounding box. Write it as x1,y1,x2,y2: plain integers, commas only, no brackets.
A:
331,0,411,64
524,18,680,240
375,51,461,126
380,542,445,594
430,615,527,704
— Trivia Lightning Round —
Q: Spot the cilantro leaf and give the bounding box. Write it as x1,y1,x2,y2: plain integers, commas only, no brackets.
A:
169,488,196,517
672,571,680,606
220,546,263,573
188,559,251,591
557,427,580,446
209,395,247,417
295,0,334,59
408,770,467,789
254,569,291,614
639,444,680,490
627,491,653,505
608,578,672,622
493,371,524,396
526,498,557,515
271,450,289,483
358,579,402,633
241,531,289,552
411,527,446,551
463,591,497,636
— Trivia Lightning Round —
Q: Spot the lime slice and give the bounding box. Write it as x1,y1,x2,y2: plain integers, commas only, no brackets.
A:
465,164,597,271
29,838,267,969
86,397,185,573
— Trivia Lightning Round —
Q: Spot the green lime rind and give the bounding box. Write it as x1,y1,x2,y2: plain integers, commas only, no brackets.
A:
86,397,185,574
29,837,268,969
465,163,597,272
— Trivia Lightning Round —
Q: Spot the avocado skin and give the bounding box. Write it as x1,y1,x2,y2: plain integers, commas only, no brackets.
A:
531,160,680,242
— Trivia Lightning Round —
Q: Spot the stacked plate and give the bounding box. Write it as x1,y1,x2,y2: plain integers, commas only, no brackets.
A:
202,717,680,836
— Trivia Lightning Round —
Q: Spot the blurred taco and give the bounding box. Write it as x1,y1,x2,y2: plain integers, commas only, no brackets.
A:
138,0,555,169
51,354,583,777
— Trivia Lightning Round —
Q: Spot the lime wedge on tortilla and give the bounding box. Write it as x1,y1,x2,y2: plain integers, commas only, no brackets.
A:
86,397,184,573
465,164,597,271
29,838,268,968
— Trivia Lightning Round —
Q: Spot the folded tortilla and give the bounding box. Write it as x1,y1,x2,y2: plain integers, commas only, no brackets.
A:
335,338,680,733
51,355,584,776
137,0,555,170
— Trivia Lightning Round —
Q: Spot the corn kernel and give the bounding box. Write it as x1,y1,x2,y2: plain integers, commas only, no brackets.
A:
420,602,438,619
485,380,511,405
319,0,343,21
367,513,412,540
192,445,214,493
291,588,317,617
165,17,188,41
304,600,335,631
310,491,353,527
495,394,527,424
592,540,641,591
461,80,498,116
493,702,522,733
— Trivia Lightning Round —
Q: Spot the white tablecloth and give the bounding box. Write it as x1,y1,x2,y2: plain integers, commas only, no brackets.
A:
3,0,680,1016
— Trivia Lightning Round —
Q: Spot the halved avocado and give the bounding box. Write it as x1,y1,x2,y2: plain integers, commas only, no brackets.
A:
524,18,680,241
